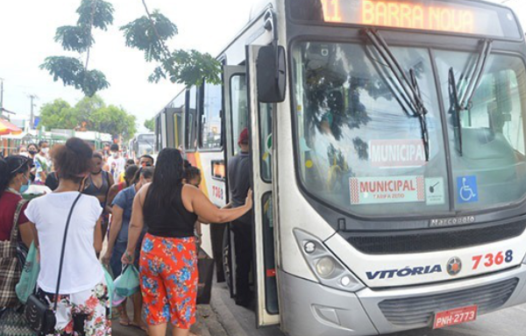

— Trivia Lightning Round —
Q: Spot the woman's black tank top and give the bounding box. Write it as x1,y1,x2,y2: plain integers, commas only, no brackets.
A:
83,171,110,206
143,184,197,238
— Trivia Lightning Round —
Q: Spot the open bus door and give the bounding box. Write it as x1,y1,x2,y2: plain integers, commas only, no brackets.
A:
246,45,280,327
223,50,280,327
222,65,247,297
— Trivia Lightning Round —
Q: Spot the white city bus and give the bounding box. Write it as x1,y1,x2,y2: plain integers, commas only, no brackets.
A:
155,0,526,334
128,132,155,161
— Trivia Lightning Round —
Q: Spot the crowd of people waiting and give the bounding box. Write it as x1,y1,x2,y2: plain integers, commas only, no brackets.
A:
0,138,252,336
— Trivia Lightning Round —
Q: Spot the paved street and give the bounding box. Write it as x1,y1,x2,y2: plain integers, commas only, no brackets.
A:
114,280,526,336
211,281,526,336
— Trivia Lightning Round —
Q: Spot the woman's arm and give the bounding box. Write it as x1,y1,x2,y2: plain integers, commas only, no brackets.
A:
18,222,34,249
186,186,252,224
106,185,119,210
122,187,147,264
94,218,102,254
102,205,123,264
104,173,116,214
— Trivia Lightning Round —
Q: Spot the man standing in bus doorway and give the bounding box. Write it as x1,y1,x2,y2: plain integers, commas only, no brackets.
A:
107,143,126,182
225,128,253,308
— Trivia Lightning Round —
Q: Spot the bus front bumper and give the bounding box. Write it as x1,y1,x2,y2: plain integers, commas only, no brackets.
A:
278,265,526,336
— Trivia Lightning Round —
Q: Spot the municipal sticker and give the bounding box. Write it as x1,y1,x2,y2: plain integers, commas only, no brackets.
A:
425,177,445,205
370,139,426,168
457,176,478,204
350,176,425,205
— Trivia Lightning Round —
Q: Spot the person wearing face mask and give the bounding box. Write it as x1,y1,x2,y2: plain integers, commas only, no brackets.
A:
34,141,51,185
27,143,39,182
24,138,110,334
0,155,34,248
0,156,35,328
106,144,125,182
17,145,29,157
27,143,39,160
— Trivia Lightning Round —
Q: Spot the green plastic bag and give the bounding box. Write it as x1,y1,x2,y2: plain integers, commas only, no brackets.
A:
102,264,114,318
16,242,39,304
114,265,140,297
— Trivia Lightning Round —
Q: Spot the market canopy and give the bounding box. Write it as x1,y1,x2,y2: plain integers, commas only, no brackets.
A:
0,118,22,136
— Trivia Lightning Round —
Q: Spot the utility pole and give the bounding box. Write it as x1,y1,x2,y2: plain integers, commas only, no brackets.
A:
28,94,38,129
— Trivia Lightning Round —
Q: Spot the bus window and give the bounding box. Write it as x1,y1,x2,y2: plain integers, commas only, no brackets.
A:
230,75,249,155
174,113,184,148
260,103,273,182
201,83,223,149
435,51,526,210
186,87,198,151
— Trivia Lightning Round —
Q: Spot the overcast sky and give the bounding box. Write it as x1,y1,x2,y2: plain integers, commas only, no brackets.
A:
0,0,525,132
0,0,255,130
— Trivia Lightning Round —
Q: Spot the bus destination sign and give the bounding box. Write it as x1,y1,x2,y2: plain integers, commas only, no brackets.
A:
318,0,509,37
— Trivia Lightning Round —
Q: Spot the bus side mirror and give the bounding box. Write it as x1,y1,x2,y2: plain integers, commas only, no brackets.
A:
257,45,287,103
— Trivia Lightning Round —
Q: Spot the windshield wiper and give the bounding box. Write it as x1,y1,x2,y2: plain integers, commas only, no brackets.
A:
449,68,463,155
364,29,430,161
448,39,493,156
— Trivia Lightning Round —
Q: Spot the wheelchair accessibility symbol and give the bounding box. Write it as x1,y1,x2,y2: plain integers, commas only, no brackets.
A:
457,176,478,204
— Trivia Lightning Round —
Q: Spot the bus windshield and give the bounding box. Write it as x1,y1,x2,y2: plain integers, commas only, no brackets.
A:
435,51,526,210
138,134,155,155
292,41,526,217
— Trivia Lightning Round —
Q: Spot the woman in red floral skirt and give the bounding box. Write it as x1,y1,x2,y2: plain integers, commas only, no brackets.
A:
123,148,252,336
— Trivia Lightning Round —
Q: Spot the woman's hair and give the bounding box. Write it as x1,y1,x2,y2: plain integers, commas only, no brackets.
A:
130,166,154,185
184,166,201,183
38,140,48,148
27,143,39,151
124,165,139,183
52,138,93,183
93,152,103,160
0,155,31,194
144,148,184,212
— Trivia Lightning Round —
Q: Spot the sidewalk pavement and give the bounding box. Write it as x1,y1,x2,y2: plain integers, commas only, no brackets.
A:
112,302,229,336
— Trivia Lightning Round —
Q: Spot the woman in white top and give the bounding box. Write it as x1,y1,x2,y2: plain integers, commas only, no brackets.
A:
25,137,110,335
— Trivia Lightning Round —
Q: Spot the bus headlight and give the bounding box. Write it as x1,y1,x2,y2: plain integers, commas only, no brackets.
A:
316,257,336,278
294,229,364,293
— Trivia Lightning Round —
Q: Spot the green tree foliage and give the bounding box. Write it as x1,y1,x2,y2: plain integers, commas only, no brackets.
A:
121,10,177,62
121,2,221,86
90,105,137,139
76,0,114,30
144,117,155,132
39,99,79,130
38,96,137,140
54,26,94,52
43,0,221,98
42,0,113,97
40,57,110,97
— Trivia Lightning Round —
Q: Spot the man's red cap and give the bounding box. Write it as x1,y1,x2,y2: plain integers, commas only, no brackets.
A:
238,128,249,145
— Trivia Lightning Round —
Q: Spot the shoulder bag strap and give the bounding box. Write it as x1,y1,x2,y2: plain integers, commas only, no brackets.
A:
52,193,82,312
10,199,28,244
